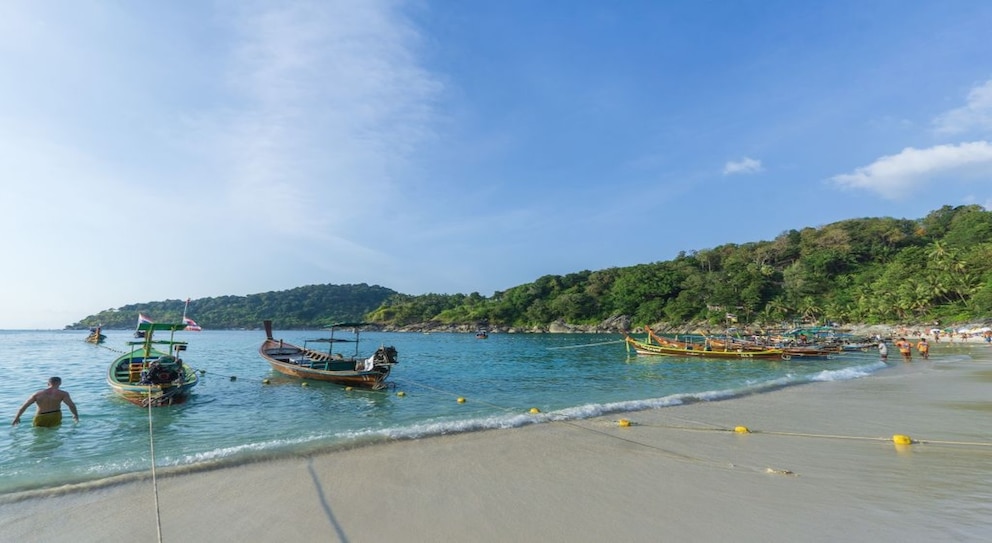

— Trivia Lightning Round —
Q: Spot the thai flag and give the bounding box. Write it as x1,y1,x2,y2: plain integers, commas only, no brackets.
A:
183,317,202,331
138,313,153,325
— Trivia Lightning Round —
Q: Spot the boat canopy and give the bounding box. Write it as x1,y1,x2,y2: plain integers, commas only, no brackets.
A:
137,322,190,333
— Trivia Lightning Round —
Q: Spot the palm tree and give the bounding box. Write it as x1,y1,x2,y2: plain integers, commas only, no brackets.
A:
799,297,821,324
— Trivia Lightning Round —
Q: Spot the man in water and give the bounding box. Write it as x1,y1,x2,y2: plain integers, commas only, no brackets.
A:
916,338,930,360
878,340,888,361
12,377,79,427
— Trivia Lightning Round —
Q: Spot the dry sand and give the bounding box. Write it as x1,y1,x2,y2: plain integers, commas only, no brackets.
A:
3,344,992,542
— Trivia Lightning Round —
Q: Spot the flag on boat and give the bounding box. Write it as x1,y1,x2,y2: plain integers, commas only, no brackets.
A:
183,317,202,331
138,313,153,325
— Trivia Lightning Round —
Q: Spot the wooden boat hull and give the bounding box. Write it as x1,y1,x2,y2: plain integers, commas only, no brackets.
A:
259,321,398,390
107,349,198,406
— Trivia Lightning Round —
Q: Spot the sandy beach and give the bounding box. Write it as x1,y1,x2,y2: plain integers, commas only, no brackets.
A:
3,342,992,542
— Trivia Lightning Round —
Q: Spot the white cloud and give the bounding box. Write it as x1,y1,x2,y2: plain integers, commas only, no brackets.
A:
933,80,992,135
830,141,992,199
723,157,763,175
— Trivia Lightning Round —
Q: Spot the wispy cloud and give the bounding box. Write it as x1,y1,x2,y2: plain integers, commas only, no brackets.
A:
830,141,992,199
723,157,763,175
204,1,443,238
933,80,992,135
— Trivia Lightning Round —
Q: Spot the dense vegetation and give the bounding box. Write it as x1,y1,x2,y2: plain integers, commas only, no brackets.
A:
71,284,396,330
368,205,992,329
71,206,992,331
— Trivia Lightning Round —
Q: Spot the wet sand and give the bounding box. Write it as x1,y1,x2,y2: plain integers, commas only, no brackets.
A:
3,344,992,542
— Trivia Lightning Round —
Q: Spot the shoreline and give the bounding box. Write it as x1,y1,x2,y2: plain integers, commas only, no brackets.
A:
3,344,991,541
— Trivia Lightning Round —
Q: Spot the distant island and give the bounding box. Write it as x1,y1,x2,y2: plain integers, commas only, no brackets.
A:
70,205,992,333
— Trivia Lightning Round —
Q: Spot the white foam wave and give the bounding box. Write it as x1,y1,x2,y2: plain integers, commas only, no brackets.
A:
151,364,889,469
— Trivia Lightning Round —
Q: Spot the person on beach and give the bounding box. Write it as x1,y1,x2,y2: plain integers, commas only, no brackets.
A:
895,338,912,360
916,338,930,360
878,341,888,361
12,377,79,427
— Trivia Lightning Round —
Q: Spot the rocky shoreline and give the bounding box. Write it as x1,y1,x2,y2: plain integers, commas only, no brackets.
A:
385,316,992,342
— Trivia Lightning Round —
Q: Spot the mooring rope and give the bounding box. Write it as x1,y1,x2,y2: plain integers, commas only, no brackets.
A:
146,386,164,543
546,339,625,350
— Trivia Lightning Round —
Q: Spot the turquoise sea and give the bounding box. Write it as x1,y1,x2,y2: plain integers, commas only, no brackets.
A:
1,328,890,496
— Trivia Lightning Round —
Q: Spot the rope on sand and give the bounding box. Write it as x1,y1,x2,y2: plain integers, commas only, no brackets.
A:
146,386,164,543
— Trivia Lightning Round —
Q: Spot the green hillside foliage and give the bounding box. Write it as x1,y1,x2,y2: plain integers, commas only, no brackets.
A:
70,284,396,330
70,206,992,330
370,205,992,328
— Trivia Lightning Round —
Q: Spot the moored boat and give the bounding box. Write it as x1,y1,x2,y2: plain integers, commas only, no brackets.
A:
107,319,199,406
625,326,787,360
85,326,106,344
259,320,398,390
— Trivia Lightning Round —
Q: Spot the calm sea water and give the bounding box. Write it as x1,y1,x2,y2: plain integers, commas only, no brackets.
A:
1,328,888,496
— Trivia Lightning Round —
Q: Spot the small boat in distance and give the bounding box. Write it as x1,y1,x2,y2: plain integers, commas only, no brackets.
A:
85,325,106,344
259,320,398,390
107,319,199,406
476,329,488,339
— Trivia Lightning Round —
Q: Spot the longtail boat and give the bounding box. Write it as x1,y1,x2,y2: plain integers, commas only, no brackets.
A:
259,320,398,390
85,326,106,344
625,326,787,360
107,320,199,406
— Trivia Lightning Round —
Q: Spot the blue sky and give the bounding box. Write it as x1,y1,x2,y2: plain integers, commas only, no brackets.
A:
3,1,992,329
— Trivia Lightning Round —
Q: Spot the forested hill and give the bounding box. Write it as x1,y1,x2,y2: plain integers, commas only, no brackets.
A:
69,284,396,330
70,205,992,331
369,205,992,330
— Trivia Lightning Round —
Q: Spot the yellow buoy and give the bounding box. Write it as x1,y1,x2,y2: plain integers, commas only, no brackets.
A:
457,397,466,403
734,426,751,434
262,379,270,385
529,407,541,414
617,419,631,427
397,391,406,397
345,386,353,391
301,382,309,387
892,434,913,445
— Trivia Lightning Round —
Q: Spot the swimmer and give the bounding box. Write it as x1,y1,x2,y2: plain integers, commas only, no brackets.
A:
12,377,79,427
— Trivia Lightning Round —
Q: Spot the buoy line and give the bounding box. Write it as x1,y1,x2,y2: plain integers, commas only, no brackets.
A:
392,378,517,412
727,428,992,448
629,422,992,448
393,378,724,466
546,339,625,350
558,419,705,462
385,379,787,474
